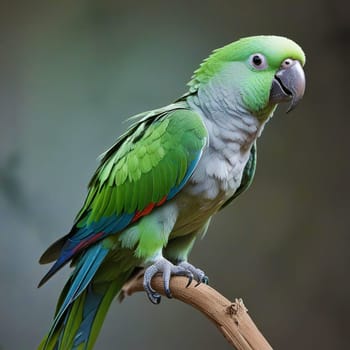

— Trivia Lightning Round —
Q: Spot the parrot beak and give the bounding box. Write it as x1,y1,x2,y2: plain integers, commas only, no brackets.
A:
269,59,305,113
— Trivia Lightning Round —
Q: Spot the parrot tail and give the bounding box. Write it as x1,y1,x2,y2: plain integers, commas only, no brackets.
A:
38,243,134,350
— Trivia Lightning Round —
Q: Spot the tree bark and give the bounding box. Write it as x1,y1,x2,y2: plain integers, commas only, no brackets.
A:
121,274,273,350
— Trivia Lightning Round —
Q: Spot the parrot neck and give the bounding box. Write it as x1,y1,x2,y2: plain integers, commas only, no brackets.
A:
187,88,268,151
186,62,274,147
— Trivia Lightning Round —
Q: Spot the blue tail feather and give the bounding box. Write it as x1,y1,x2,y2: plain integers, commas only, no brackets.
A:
45,243,109,347
39,266,133,350
72,285,107,348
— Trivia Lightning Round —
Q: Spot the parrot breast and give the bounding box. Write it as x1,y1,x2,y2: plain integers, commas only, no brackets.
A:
186,104,261,200
170,104,263,238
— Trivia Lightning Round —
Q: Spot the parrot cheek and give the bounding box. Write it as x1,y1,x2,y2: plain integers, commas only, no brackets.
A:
269,60,305,113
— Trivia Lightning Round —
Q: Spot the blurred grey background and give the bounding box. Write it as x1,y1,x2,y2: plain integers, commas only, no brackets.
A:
1,0,349,349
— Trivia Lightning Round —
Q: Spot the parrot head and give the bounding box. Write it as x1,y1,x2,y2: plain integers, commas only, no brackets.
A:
188,35,306,121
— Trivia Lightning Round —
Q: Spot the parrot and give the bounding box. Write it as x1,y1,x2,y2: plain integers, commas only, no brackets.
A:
38,35,306,350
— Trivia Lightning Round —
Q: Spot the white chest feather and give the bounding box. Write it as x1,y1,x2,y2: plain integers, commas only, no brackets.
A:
186,109,262,200
189,146,250,199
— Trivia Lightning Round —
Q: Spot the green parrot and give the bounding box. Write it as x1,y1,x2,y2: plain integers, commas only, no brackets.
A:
38,35,305,349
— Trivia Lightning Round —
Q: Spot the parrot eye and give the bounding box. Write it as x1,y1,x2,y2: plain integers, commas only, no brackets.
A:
249,53,267,70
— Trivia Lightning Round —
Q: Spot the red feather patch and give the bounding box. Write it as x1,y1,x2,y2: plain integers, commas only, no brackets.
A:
131,195,167,223
72,231,105,254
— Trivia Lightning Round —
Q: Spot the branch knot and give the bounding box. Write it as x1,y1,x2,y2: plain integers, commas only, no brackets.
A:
226,298,248,316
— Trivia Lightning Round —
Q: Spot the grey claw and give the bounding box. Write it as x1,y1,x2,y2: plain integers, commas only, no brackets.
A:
177,261,208,287
143,264,162,304
149,292,162,304
195,275,209,287
174,269,193,287
162,262,172,299
185,274,193,288
164,287,172,299
145,283,162,304
202,275,209,285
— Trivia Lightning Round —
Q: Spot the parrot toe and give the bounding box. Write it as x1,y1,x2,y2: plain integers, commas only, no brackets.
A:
143,257,194,304
177,261,209,287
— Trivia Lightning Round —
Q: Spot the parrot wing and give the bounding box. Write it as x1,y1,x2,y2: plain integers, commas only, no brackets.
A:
38,104,208,286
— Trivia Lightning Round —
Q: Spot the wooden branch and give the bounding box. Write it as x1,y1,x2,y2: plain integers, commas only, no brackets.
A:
121,274,273,350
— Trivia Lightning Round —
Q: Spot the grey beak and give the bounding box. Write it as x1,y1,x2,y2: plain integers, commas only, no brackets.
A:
269,60,305,113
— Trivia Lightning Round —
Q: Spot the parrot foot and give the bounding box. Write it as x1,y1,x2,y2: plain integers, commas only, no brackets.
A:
143,258,194,304
177,261,209,286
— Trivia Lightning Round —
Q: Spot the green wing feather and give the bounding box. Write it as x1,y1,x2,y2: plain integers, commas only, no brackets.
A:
76,106,208,226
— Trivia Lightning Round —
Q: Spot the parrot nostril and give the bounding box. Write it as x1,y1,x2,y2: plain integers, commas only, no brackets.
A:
281,58,293,69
